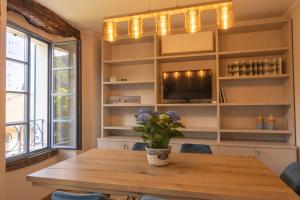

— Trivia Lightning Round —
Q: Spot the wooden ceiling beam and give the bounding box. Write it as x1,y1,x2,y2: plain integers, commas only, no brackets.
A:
7,0,81,39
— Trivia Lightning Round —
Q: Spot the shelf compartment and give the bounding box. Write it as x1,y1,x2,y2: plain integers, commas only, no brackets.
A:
158,107,218,132
157,52,216,63
220,106,289,131
157,103,217,107
103,107,155,128
103,35,154,60
219,79,289,105
220,129,291,135
103,80,155,85
219,47,289,59
103,57,154,65
103,62,154,83
218,74,290,81
103,84,155,105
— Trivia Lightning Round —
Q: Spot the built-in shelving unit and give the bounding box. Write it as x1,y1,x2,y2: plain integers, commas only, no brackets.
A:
101,19,295,149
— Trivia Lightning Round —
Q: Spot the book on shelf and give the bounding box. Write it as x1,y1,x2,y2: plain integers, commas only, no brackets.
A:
219,88,227,103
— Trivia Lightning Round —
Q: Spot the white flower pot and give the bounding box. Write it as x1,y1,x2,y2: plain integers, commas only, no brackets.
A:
145,146,172,167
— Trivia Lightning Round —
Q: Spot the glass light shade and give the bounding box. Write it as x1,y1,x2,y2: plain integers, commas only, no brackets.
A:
128,16,143,39
185,9,201,33
217,3,234,30
103,21,117,42
156,13,171,36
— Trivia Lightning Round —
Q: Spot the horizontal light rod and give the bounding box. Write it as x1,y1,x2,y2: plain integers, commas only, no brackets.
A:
103,0,232,22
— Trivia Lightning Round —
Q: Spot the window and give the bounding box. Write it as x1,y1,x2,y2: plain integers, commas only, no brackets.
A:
5,24,81,162
6,26,50,159
52,42,79,148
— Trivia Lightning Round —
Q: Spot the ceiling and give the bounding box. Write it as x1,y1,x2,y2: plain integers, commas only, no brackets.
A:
34,0,297,33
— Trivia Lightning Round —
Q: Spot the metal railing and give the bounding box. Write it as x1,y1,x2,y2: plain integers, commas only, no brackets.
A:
5,119,45,158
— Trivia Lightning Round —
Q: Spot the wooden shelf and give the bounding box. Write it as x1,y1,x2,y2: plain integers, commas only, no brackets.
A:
103,80,155,85
103,104,155,107
220,103,291,106
220,140,296,149
99,136,141,142
103,126,217,133
103,126,133,130
220,129,291,135
157,52,216,63
157,103,217,107
219,74,290,81
179,127,218,132
99,136,218,146
219,47,289,59
103,57,154,65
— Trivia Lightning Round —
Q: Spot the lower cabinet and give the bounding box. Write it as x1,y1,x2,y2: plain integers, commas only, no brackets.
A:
256,148,297,176
98,140,134,151
219,146,256,156
219,146,297,176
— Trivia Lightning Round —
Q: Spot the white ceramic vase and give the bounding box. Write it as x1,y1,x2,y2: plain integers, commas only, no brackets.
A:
145,146,172,167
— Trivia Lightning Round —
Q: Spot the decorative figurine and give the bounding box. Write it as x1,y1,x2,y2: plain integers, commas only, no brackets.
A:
256,114,264,129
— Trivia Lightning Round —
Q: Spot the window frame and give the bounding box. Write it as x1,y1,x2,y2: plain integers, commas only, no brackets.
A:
51,40,82,150
6,22,53,164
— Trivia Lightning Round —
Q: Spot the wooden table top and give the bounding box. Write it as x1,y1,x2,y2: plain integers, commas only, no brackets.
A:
27,149,299,200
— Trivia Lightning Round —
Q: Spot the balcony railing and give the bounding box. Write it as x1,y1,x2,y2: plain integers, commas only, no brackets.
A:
6,119,46,158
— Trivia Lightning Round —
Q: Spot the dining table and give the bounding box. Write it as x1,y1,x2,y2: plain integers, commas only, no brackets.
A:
27,149,299,200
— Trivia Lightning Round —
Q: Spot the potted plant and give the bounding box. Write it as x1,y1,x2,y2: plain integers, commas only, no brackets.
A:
133,108,185,166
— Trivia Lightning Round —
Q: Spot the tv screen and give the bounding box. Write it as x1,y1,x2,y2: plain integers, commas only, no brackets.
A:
163,69,212,100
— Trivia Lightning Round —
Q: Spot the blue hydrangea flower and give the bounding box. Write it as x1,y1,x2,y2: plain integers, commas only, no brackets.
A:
137,112,151,123
137,108,152,116
166,111,180,122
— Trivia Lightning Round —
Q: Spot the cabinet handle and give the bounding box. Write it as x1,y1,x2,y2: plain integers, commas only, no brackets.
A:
255,150,260,159
124,144,129,150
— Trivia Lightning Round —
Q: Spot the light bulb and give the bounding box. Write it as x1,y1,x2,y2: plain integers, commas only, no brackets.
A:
185,9,201,33
156,13,171,36
128,16,143,39
103,21,117,42
217,3,234,30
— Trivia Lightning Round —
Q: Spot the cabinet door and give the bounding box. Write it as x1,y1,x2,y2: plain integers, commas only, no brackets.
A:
256,148,297,176
219,146,256,156
210,145,219,154
170,143,181,152
97,140,133,151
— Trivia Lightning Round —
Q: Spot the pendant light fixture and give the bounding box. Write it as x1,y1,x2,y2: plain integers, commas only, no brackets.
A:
217,3,234,30
103,1,234,42
128,16,144,39
103,21,117,42
185,8,201,33
156,13,171,36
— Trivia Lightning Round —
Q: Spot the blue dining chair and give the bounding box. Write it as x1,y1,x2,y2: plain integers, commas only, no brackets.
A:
132,142,147,151
52,191,109,200
141,196,163,200
280,162,300,196
180,143,212,154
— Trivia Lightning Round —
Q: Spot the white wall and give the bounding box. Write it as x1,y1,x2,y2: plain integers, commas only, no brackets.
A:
81,31,101,152
290,0,300,156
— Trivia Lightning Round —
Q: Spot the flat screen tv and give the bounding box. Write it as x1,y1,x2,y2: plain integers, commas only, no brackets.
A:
163,69,212,102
